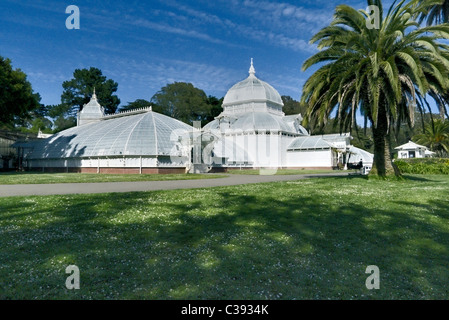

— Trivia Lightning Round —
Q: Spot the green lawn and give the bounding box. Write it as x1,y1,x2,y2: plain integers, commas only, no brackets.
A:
226,168,339,175
1,175,448,299
0,172,226,185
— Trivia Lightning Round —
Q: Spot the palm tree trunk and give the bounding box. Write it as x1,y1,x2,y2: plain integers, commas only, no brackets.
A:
371,127,389,176
370,105,399,177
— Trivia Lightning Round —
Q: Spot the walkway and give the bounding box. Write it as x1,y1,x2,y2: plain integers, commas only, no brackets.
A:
0,172,350,197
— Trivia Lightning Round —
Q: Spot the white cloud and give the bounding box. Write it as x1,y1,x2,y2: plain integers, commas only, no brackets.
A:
240,0,332,32
76,1,320,54
99,56,243,101
159,0,318,54
27,71,66,84
128,17,228,45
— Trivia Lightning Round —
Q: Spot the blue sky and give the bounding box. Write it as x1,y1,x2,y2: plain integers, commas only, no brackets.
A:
1,0,391,109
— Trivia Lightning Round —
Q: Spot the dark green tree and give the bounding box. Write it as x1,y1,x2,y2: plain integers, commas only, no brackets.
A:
47,103,76,133
118,99,163,113
414,118,449,152
0,56,41,126
22,117,53,134
52,115,76,133
281,96,307,116
205,95,223,123
16,102,57,134
60,67,120,116
151,82,211,125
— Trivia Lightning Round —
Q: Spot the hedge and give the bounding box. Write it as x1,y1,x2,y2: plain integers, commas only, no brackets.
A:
395,158,449,174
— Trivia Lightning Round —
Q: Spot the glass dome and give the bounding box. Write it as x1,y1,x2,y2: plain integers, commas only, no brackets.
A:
202,119,219,131
203,112,308,135
223,76,284,107
222,60,283,108
27,111,193,159
232,112,295,132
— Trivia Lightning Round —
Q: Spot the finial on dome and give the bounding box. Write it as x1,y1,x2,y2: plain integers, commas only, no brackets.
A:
92,87,97,100
249,58,255,77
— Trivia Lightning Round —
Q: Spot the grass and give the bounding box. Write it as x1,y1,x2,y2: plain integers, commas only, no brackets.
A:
226,168,340,175
0,174,448,299
0,172,226,185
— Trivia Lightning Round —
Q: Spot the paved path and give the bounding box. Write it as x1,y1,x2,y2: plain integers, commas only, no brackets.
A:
0,173,350,197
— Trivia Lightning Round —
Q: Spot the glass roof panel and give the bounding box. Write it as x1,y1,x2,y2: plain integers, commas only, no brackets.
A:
27,111,192,159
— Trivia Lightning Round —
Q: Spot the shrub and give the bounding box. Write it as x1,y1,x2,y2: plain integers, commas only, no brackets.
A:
395,158,449,174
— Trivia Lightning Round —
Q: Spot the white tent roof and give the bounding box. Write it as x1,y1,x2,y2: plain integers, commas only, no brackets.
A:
347,146,374,165
395,141,428,150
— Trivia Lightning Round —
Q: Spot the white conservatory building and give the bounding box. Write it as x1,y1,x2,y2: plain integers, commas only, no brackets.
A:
17,61,373,174
18,91,193,174
202,60,359,171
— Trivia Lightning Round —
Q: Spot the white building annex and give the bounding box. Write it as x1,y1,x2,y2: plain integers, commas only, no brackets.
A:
17,60,373,174
395,141,435,159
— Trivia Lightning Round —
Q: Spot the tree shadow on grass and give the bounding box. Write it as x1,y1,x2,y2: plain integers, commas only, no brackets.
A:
0,185,448,300
342,173,442,184
400,175,435,182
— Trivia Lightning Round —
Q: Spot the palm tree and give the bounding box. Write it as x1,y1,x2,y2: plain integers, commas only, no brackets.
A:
414,118,449,152
301,0,449,176
418,0,449,119
418,0,449,25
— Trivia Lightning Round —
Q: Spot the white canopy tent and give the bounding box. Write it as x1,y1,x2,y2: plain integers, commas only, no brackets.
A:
395,141,430,159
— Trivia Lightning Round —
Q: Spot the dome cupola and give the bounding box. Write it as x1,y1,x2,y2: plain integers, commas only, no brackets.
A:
222,59,284,116
77,88,105,126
